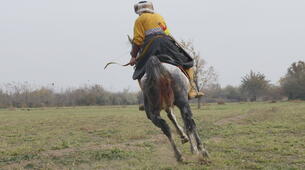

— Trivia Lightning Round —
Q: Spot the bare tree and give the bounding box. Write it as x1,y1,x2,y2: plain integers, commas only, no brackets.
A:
180,40,218,108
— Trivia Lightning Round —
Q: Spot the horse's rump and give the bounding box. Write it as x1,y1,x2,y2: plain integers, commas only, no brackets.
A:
141,56,189,109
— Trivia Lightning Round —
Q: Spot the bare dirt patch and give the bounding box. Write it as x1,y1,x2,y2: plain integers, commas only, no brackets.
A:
214,109,258,126
209,136,224,143
214,113,248,126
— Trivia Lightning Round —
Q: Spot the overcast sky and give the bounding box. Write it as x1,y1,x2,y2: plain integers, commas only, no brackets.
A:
1,0,304,92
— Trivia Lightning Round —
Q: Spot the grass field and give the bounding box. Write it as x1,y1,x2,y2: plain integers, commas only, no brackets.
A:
0,102,304,169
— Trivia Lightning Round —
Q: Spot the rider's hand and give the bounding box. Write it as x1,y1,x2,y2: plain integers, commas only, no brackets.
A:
129,57,136,66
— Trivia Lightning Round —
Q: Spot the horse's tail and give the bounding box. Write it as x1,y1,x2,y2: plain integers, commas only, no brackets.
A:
144,56,174,108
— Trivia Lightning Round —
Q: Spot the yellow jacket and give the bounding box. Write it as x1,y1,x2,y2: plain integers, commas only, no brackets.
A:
133,13,170,46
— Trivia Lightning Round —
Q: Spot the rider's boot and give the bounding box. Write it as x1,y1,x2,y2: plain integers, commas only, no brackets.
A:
185,68,205,99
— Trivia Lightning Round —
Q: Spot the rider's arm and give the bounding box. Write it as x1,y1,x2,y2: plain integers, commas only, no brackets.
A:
133,16,145,46
130,16,144,61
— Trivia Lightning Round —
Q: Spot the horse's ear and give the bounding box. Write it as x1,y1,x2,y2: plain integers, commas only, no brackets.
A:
127,35,133,45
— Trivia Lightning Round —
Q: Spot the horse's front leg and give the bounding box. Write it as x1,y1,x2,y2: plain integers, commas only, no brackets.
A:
193,130,210,158
178,103,209,159
177,103,199,154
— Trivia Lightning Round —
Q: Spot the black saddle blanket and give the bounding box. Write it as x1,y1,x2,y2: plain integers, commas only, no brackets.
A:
133,34,194,80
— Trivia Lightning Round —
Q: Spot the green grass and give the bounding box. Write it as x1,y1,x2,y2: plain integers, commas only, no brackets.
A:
0,102,304,169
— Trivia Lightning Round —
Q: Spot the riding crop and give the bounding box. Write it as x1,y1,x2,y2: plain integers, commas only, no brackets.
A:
104,61,131,70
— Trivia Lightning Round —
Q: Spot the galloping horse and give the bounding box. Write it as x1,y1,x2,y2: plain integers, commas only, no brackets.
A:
140,55,209,162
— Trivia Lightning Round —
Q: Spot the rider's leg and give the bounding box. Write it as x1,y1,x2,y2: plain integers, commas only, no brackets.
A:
184,68,204,99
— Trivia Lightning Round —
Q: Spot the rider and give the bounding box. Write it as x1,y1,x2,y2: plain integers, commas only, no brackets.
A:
129,1,204,99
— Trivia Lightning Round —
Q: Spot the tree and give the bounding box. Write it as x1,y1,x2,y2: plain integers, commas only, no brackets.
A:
241,71,270,101
280,61,305,100
181,40,218,108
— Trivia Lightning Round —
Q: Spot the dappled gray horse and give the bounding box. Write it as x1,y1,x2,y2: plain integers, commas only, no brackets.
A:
140,56,209,162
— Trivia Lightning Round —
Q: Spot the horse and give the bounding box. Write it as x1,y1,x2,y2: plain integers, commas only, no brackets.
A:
140,55,209,162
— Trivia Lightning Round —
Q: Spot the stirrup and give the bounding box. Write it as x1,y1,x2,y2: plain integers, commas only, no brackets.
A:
188,90,204,99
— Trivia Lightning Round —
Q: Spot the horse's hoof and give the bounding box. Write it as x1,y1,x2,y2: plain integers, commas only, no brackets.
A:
201,149,210,158
181,137,189,144
177,156,184,163
198,158,212,165
176,155,185,163
197,151,211,164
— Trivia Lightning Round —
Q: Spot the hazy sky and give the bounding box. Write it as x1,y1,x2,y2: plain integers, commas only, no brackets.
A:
1,0,304,91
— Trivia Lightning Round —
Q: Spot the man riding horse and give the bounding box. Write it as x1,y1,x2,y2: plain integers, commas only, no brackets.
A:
129,1,204,99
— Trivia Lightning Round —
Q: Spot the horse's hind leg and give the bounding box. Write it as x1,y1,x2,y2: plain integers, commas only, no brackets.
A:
177,103,209,159
177,103,199,154
148,109,184,162
165,108,189,144
194,130,210,158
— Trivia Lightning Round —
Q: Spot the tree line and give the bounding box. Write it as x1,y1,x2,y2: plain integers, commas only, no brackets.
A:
0,84,139,108
0,60,304,109
200,61,305,103
180,41,305,106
